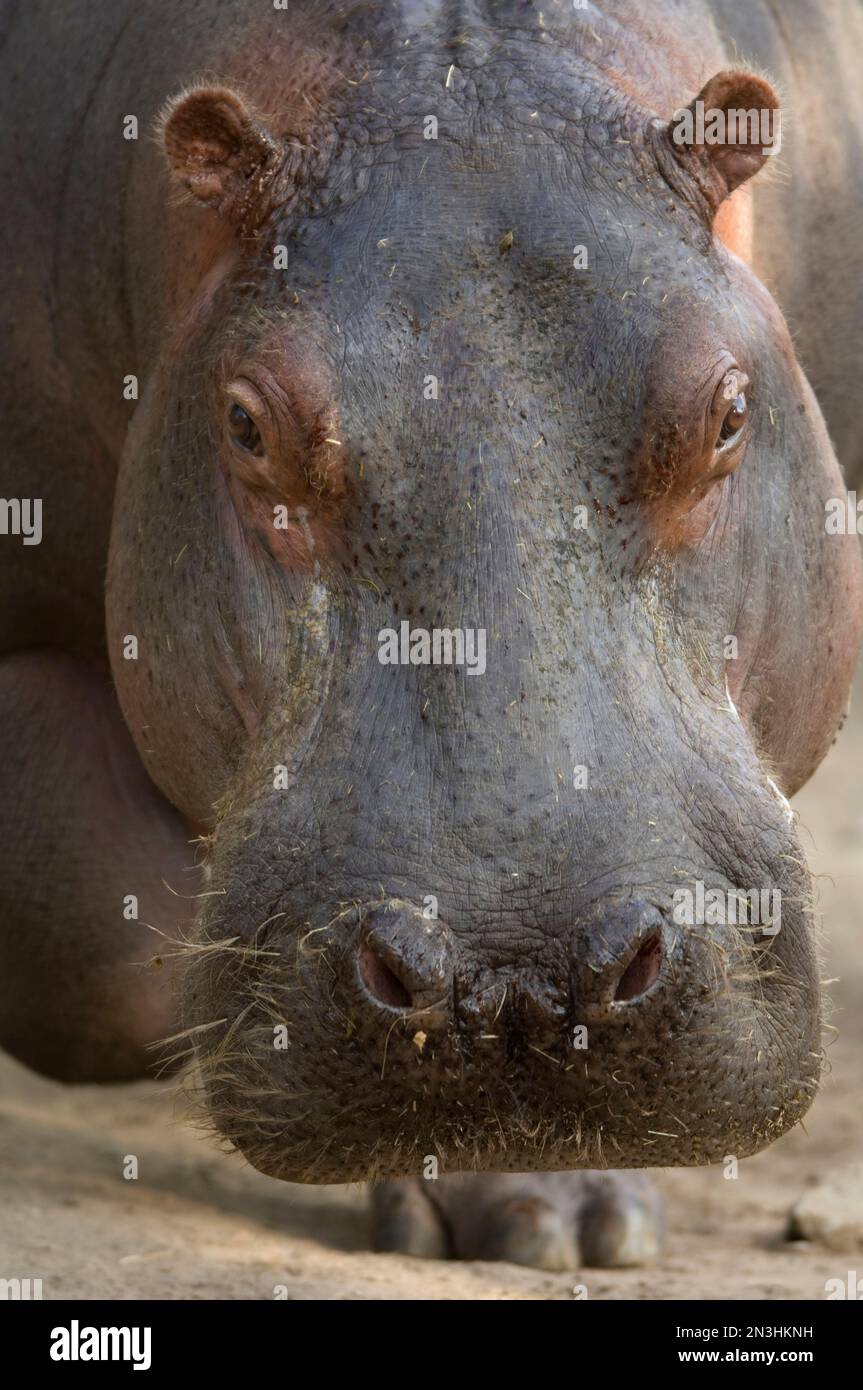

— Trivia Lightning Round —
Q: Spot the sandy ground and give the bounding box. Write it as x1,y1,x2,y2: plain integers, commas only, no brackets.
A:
1,708,861,1302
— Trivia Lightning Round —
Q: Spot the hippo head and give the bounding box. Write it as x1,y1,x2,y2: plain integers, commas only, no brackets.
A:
107,19,862,1183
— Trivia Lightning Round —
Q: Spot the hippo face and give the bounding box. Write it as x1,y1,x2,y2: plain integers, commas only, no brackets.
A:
107,26,862,1182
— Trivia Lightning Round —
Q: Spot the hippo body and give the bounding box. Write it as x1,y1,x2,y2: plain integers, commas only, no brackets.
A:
2,0,862,1269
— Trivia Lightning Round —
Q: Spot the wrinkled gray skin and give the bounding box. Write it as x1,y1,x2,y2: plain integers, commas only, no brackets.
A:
1,0,863,1271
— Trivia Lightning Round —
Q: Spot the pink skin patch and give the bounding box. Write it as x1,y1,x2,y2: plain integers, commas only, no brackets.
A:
714,184,754,265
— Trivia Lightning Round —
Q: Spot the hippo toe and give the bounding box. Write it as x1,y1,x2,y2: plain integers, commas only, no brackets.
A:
371,1171,663,1271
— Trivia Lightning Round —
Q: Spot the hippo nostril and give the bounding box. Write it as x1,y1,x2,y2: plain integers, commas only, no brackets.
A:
614,933,662,1003
358,942,413,1010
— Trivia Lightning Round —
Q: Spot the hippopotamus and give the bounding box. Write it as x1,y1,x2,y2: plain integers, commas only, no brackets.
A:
2,0,862,1272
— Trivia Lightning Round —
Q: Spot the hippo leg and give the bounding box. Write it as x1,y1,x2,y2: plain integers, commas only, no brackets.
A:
371,1171,662,1271
0,648,197,1082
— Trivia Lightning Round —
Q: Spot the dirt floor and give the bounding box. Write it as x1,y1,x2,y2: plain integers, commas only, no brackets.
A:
2,708,861,1302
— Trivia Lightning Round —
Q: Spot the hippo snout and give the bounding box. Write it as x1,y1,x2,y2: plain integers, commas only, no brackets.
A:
182,674,824,1186
185,844,819,1183
349,897,666,1045
187,851,798,1187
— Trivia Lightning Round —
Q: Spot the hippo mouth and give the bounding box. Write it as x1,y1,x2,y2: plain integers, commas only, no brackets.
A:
182,881,821,1185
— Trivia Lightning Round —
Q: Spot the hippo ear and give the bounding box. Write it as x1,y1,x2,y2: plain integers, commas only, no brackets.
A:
665,70,781,212
160,86,285,226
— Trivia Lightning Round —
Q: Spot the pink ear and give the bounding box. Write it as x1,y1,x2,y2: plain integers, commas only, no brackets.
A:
161,86,284,227
666,70,781,212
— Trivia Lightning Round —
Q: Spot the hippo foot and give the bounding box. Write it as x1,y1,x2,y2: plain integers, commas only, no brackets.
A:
371,1170,662,1271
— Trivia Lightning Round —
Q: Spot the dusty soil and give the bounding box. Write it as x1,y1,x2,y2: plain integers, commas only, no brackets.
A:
1,706,861,1301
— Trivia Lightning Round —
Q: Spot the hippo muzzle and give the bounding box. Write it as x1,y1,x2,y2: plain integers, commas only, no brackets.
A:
182,635,820,1183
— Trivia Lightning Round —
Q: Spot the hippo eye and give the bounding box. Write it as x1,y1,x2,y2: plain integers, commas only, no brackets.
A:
711,368,750,455
718,393,748,446
228,402,264,456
